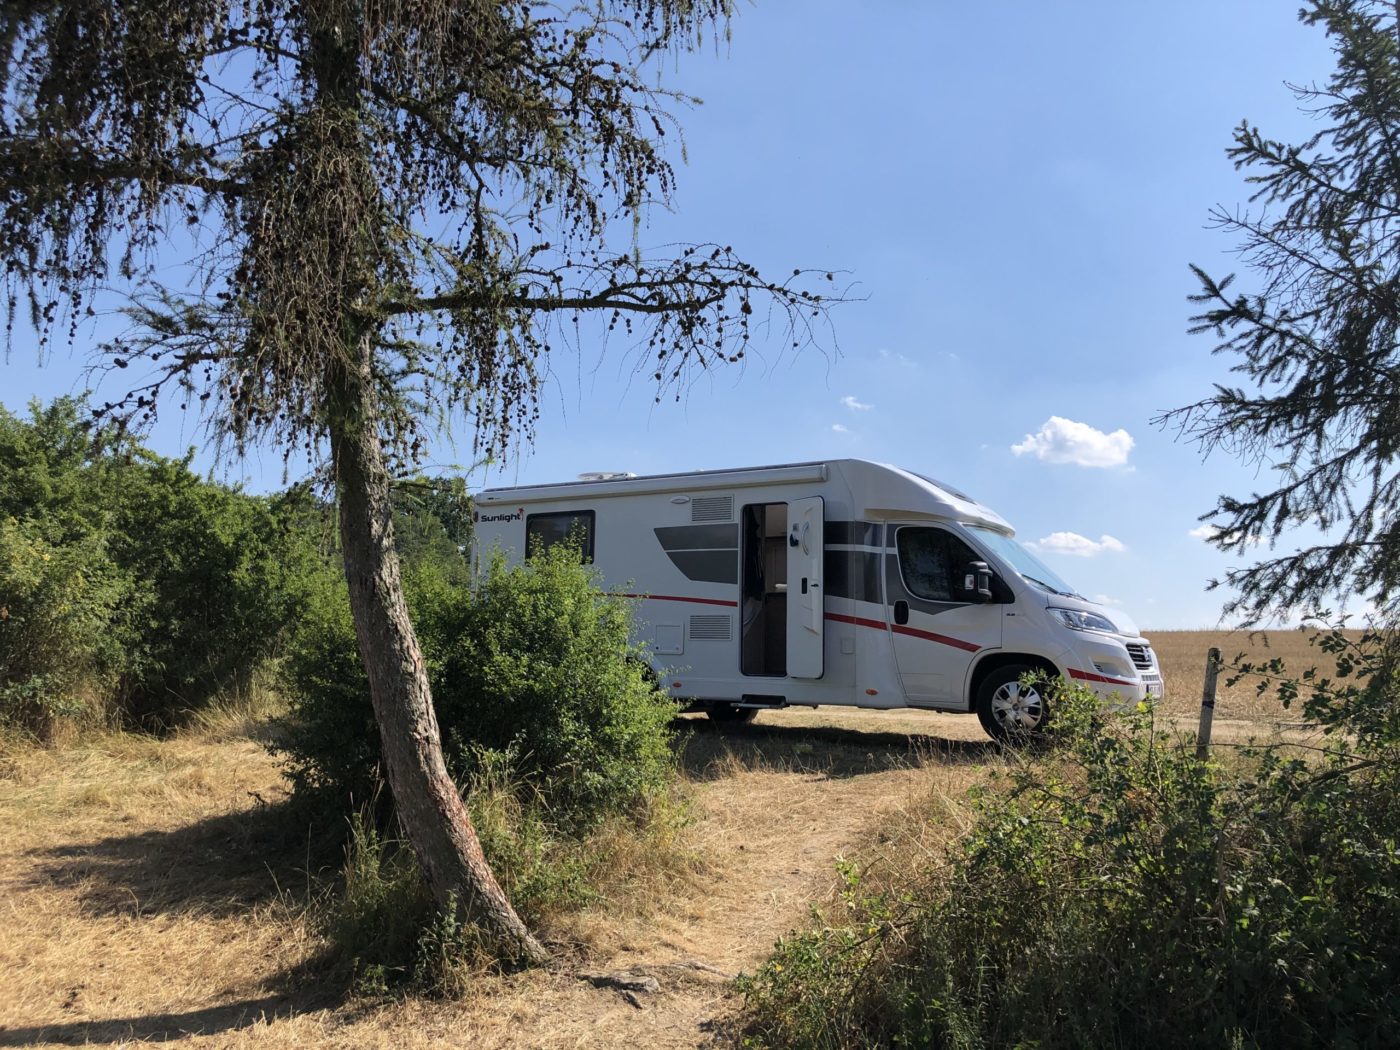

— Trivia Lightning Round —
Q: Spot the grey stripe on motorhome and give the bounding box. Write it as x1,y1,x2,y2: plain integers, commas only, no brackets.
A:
824,520,883,547
653,524,739,550
654,524,740,584
655,520,886,593
824,550,883,604
664,550,739,584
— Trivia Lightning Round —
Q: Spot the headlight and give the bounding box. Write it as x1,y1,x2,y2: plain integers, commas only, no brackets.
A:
1049,607,1118,634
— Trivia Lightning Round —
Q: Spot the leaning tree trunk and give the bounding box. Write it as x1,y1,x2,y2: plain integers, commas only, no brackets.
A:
327,341,549,967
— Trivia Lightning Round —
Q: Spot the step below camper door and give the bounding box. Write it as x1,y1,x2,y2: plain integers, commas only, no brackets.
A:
786,496,825,678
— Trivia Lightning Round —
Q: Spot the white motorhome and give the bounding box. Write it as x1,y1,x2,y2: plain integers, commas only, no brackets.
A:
473,459,1162,738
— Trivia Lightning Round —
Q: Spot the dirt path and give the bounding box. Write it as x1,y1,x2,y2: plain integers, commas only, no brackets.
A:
0,709,1003,1048
323,709,997,1049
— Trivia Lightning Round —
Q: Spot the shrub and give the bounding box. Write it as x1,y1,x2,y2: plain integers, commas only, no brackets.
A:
278,544,678,834
437,545,678,831
0,517,127,730
322,808,438,997
0,397,332,728
107,462,330,724
741,671,1400,1049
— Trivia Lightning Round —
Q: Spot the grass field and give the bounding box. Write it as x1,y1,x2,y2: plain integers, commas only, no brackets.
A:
0,628,1364,1047
0,709,995,1048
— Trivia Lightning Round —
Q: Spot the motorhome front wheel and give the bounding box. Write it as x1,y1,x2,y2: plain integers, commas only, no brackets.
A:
976,665,1052,739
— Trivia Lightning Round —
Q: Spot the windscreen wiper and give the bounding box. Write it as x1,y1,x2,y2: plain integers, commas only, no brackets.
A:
1021,574,1075,598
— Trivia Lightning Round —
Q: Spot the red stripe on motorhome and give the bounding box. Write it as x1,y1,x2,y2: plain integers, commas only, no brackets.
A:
616,593,739,608
825,611,980,653
1067,668,1136,687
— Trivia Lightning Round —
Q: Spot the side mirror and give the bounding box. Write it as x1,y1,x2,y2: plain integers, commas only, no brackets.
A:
964,560,994,602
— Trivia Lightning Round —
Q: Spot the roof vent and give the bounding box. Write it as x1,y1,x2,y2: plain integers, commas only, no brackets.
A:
577,471,638,482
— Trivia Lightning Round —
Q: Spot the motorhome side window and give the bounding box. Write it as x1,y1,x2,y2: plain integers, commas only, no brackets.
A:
525,510,595,562
896,527,981,603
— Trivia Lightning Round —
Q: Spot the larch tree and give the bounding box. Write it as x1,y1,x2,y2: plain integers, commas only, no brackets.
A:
1163,0,1400,623
0,0,838,964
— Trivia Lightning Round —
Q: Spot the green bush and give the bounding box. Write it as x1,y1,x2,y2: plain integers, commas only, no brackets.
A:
741,668,1400,1049
107,462,330,724
438,546,678,831
0,517,127,729
278,543,678,833
272,556,469,808
0,397,332,728
322,808,439,997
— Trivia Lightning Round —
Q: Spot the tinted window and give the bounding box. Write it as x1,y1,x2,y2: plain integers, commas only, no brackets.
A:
896,527,981,602
526,510,595,562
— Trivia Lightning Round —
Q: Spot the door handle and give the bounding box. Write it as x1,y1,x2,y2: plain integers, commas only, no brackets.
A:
894,600,909,625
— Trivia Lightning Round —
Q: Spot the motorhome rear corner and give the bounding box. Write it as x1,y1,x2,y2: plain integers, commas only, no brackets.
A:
473,459,1163,740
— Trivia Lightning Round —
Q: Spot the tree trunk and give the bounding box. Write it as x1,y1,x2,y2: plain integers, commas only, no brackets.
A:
327,341,549,967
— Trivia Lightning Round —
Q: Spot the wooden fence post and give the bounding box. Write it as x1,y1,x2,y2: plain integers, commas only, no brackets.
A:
1196,647,1221,759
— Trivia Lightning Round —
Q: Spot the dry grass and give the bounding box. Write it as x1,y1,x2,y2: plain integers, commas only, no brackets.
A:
0,705,1007,1048
0,716,333,1048
3,637,1326,1049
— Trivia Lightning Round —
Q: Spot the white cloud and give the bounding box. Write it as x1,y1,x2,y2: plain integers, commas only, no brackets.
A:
831,423,849,433
841,395,872,411
1029,532,1127,557
1093,593,1125,607
1011,416,1134,468
877,348,917,367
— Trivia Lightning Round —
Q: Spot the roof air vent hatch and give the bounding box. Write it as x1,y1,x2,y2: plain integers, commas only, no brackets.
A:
577,471,638,482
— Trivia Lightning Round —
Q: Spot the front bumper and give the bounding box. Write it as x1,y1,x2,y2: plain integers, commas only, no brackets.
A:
1064,634,1162,702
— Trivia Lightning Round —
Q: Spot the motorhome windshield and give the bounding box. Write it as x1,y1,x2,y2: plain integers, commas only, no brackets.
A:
965,525,1080,598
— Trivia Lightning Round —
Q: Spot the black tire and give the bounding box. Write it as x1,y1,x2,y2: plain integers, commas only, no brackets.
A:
976,664,1053,740
707,703,758,725
627,655,664,693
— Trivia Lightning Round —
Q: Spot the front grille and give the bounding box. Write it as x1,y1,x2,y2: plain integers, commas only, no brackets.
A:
1125,643,1152,670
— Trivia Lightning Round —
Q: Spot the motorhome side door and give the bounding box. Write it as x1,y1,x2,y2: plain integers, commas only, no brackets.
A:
786,496,825,678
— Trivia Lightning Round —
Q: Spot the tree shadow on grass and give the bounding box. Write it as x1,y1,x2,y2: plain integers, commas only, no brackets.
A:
0,981,341,1046
673,714,999,781
19,797,342,919
7,801,356,1045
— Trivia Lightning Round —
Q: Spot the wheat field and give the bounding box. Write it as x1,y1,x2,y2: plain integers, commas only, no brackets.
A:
1146,627,1365,724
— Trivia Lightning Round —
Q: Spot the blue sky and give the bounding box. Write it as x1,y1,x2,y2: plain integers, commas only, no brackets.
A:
1,2,1346,628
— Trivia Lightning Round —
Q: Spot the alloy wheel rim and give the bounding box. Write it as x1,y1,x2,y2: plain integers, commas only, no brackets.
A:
991,680,1044,730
